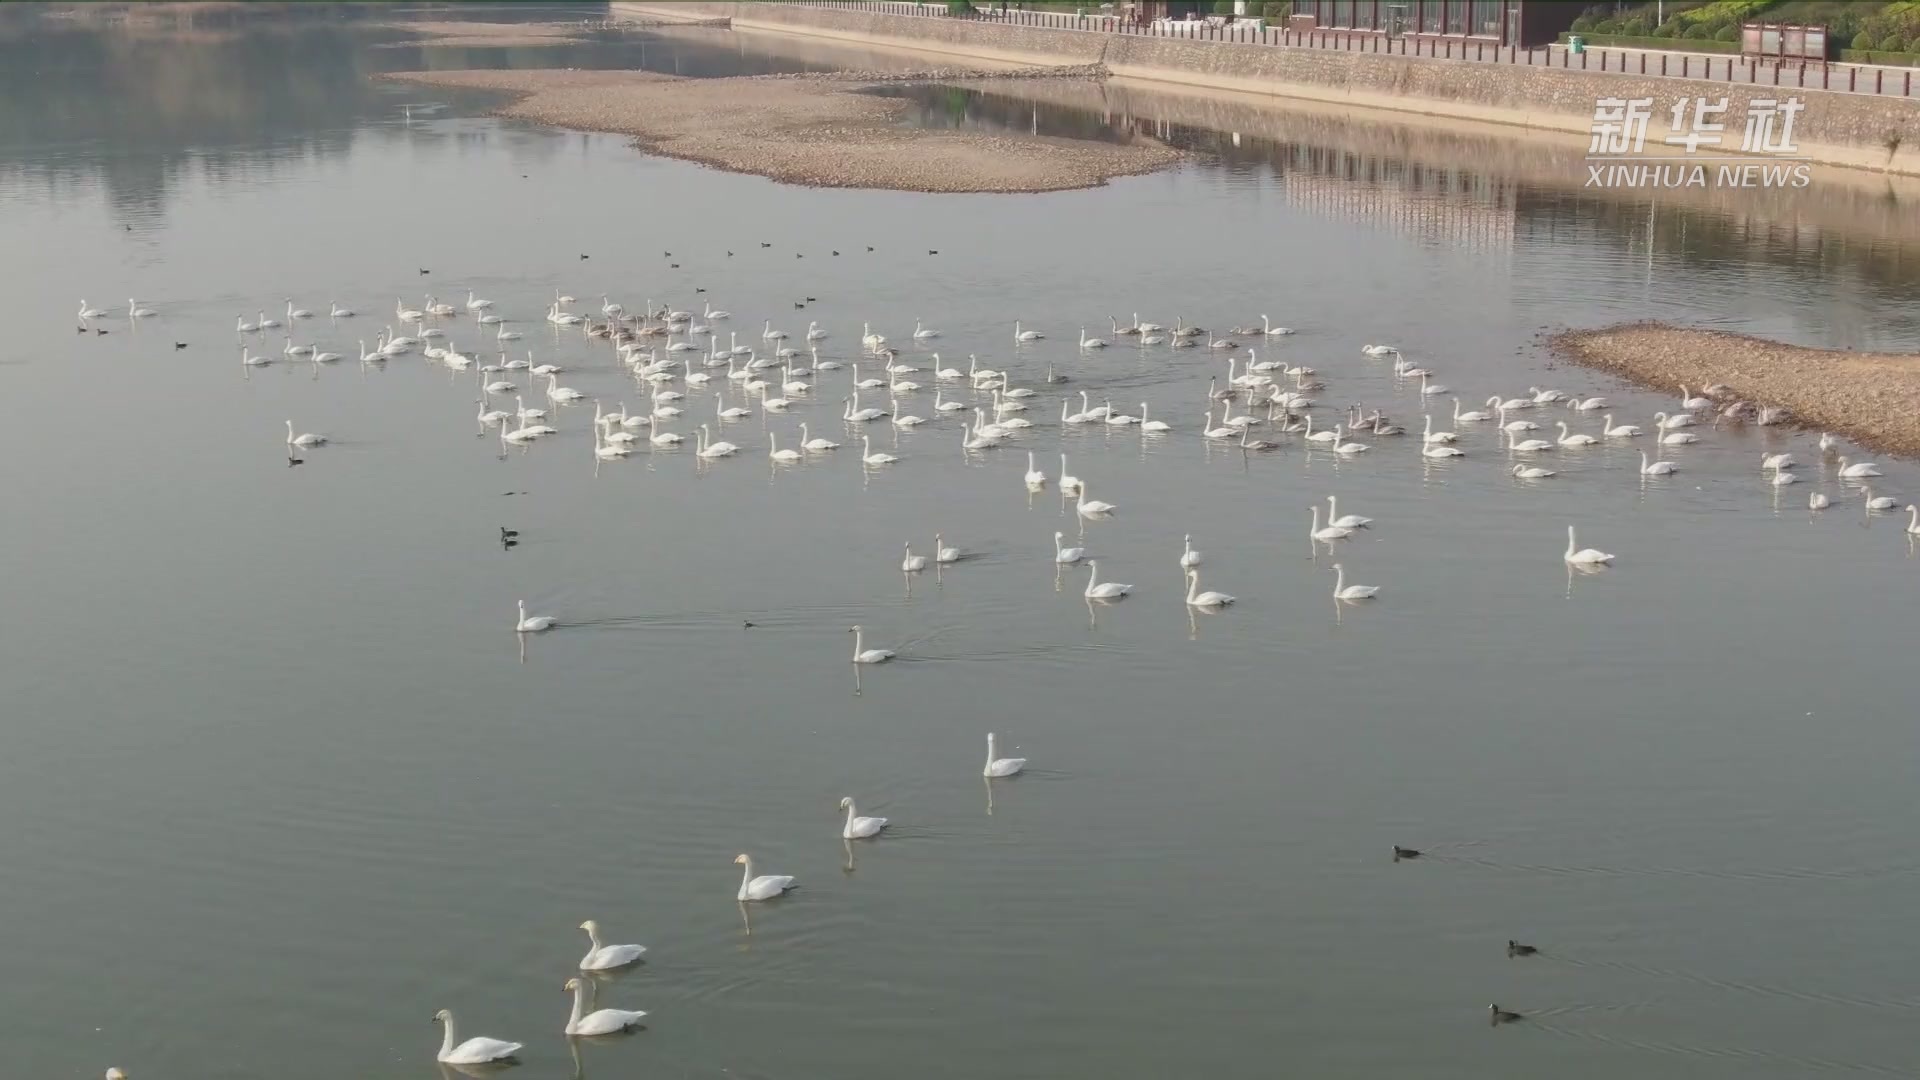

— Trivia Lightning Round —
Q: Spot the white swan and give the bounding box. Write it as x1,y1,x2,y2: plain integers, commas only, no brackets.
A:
1023,451,1047,488
1360,344,1400,357
1555,420,1599,447
1054,531,1085,564
1601,414,1641,437
934,534,961,563
1570,395,1608,411
1331,563,1379,600
1138,403,1171,433
1310,505,1352,542
840,797,889,839
762,320,787,341
849,624,894,664
1079,326,1107,349
1809,492,1831,510
1508,427,1554,453
1769,470,1799,487
734,853,795,901
647,417,684,446
1660,430,1700,446
1059,454,1081,494
901,542,927,573
78,299,108,319
578,920,647,970
330,301,354,318
1331,426,1370,454
1326,496,1371,530
1075,481,1115,516
515,600,556,633
1819,432,1839,452
284,420,327,447
1639,450,1677,475
1905,505,1920,535
860,435,898,466
1185,568,1235,607
1261,313,1294,335
984,732,1027,777
1201,406,1235,440
128,297,156,318
1862,485,1898,510
434,1009,521,1065
1014,320,1043,342
1421,414,1457,444
1419,372,1448,396
800,423,839,451
465,290,493,312
913,318,939,339
546,373,585,403
1510,464,1555,479
563,977,647,1036
768,433,801,463
1680,384,1712,410
1421,442,1464,458
1836,457,1882,478
1563,525,1614,565
1179,534,1203,568
696,424,738,458
1654,411,1695,430
1760,452,1796,470
1454,397,1491,423
1082,561,1130,599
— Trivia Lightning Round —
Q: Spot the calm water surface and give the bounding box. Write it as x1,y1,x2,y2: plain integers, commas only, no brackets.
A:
3,17,1919,1080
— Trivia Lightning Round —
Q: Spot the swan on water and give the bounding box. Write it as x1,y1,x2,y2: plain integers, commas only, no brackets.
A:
696,424,739,458
860,435,898,466
1185,568,1235,607
799,423,838,451
128,298,156,318
1808,492,1831,510
1760,452,1796,470
1570,395,1608,411
515,600,556,633
1556,421,1598,447
984,732,1027,777
1601,414,1641,437
1079,326,1107,349
1024,452,1048,488
1660,430,1699,445
563,977,647,1036
1422,414,1457,444
1818,432,1838,452
734,853,795,901
1310,506,1353,542
1639,450,1677,475
1836,457,1882,478
902,542,928,573
1419,372,1448,396
840,797,889,839
1083,560,1130,599
1421,443,1464,458
1179,534,1204,568
1564,526,1614,565
1331,563,1379,600
912,318,939,340
1680,384,1712,410
1331,426,1370,454
1326,496,1371,529
284,420,327,447
934,534,961,563
1075,481,1116,516
1202,406,1236,440
848,624,894,664
578,920,647,970
1059,454,1081,493
1769,470,1799,486
1654,411,1696,430
1511,464,1555,479
768,433,801,462
1862,486,1898,510
1508,427,1554,453
433,1009,521,1065
1453,397,1491,423
1261,314,1294,335
1054,531,1086,564
1905,505,1920,535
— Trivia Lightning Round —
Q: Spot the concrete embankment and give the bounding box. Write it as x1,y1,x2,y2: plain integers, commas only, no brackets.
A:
613,2,1920,175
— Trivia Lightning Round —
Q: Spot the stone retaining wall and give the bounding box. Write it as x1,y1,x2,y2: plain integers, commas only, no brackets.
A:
611,1,1920,173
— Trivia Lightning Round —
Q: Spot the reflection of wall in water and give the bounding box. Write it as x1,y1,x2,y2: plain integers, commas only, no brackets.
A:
1280,148,1516,255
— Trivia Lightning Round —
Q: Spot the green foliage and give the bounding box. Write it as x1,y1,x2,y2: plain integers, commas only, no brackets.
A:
1855,28,1877,47
1653,21,1677,36
1683,22,1715,37
1713,24,1739,39
1570,14,1597,32
1214,0,1236,12
1620,15,1651,34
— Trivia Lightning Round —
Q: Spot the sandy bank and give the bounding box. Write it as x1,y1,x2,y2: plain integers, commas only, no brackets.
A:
373,20,589,48
376,68,1183,194
1553,323,1920,458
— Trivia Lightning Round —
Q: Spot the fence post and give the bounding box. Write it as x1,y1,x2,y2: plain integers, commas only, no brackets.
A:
1877,69,1885,94
1908,70,1913,96
1849,67,1856,92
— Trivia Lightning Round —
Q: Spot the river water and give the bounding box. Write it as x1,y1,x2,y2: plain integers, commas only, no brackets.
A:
3,12,1919,1080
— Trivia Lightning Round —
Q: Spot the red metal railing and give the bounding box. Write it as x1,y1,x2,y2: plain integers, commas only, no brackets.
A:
782,0,1917,98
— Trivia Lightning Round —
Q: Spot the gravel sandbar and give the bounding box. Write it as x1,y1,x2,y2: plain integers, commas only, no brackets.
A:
376,68,1184,194
1553,322,1920,458
375,21,588,48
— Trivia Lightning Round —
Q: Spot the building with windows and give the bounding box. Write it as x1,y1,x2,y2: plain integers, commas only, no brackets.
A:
1294,1,1581,48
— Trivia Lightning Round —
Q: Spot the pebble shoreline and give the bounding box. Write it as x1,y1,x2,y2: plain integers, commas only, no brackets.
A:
1553,322,1920,458
375,67,1183,195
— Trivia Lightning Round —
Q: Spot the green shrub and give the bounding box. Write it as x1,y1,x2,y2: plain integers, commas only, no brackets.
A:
1855,30,1877,50
1620,15,1649,35
1570,14,1596,33
1713,24,1737,42
1683,23,1713,39
1653,22,1676,37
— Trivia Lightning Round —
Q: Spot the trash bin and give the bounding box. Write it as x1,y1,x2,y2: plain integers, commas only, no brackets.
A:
1568,35,1586,54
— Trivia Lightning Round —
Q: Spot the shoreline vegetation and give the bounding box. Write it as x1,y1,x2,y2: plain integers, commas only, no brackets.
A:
375,67,1186,194
1553,323,1920,458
